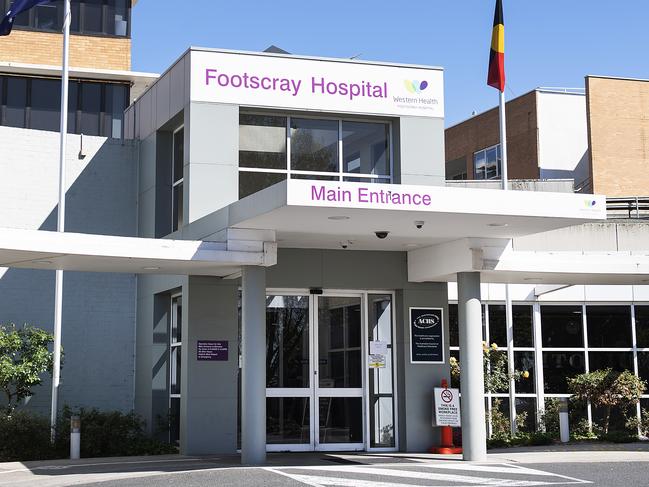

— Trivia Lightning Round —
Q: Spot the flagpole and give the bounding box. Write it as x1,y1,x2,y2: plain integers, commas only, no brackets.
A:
50,0,71,443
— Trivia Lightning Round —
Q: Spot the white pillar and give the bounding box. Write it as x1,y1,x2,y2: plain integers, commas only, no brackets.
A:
458,272,487,461
240,266,266,464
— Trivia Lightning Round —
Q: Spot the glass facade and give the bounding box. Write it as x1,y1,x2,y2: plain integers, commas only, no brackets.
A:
169,294,182,446
0,75,129,138
449,301,649,433
4,0,131,37
238,113,392,198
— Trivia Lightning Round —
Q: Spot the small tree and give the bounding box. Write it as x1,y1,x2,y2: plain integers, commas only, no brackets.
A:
0,324,56,414
568,368,646,434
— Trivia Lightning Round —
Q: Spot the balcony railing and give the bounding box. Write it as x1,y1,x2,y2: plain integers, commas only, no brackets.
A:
445,179,575,193
606,197,649,220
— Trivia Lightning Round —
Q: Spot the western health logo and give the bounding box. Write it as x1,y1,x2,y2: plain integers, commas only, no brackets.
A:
404,80,428,94
584,199,597,208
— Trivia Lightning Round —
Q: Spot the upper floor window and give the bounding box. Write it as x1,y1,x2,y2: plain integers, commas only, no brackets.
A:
5,0,131,37
239,113,392,199
0,74,129,138
473,144,501,180
171,127,184,232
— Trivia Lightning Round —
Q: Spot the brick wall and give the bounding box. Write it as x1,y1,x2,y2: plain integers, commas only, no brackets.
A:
586,77,649,197
0,30,130,71
445,91,540,180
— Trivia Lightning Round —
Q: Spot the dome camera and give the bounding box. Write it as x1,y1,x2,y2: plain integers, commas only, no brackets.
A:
415,221,425,229
375,231,389,239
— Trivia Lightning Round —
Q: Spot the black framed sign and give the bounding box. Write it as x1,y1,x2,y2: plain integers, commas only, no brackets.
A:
409,307,444,364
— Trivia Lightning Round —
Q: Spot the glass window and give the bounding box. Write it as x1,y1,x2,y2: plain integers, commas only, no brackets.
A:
170,347,181,395
543,351,585,393
449,349,460,389
319,397,363,444
171,295,182,344
239,114,287,169
448,304,459,347
30,78,60,132
488,304,507,348
239,171,286,199
368,294,394,448
638,352,649,383
106,0,129,36
173,128,184,184
79,82,101,136
266,295,310,388
172,184,183,232
82,0,104,33
67,81,78,134
290,118,338,172
514,351,535,393
586,306,632,348
635,306,649,348
104,83,127,138
473,144,501,180
267,397,310,444
588,351,633,373
5,77,27,128
513,305,534,347
35,3,59,30
342,121,390,176
515,397,536,432
541,305,584,348
169,397,180,445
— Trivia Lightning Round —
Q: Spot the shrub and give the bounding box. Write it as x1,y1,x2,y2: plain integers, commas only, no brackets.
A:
54,406,177,458
626,408,649,437
0,411,55,461
600,431,638,443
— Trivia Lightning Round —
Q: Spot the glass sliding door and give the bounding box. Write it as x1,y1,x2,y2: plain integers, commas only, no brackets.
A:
315,296,364,450
265,295,312,450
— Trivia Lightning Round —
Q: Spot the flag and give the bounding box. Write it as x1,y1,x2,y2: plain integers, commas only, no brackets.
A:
0,0,51,36
487,0,505,92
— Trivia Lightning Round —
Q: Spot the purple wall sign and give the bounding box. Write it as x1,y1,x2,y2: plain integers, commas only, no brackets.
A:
197,340,229,361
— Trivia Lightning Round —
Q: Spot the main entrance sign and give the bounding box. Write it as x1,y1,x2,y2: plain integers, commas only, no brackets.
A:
191,49,444,118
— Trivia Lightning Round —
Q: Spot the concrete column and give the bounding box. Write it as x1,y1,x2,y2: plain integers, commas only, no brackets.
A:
241,266,266,464
457,272,487,461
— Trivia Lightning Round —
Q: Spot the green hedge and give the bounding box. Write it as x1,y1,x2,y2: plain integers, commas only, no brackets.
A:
0,407,176,462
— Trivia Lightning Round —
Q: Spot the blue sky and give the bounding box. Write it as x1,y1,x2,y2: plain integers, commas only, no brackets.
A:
132,1,649,126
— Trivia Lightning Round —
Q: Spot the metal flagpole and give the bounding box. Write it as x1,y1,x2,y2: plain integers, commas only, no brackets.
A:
50,0,71,443
498,70,517,432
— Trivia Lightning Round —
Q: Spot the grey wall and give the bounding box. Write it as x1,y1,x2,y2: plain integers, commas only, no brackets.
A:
398,117,446,186
0,127,138,414
180,277,239,455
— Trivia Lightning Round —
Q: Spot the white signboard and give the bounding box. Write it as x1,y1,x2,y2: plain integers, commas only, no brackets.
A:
191,49,444,118
433,387,461,427
370,340,388,355
368,354,386,369
285,179,607,220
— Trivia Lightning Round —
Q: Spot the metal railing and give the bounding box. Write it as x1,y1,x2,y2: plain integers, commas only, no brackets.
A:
606,196,649,219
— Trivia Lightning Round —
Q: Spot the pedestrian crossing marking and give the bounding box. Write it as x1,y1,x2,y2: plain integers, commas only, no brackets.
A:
267,461,592,486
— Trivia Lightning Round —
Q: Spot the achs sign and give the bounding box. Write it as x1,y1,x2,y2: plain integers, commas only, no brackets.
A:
409,307,444,364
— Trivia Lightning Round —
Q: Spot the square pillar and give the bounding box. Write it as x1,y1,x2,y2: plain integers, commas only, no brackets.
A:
240,266,266,464
457,271,487,461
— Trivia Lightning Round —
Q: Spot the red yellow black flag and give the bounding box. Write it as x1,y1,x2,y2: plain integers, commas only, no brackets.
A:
487,0,505,91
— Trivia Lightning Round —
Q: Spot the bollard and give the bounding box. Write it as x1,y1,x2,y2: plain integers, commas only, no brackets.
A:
70,415,81,459
559,398,569,443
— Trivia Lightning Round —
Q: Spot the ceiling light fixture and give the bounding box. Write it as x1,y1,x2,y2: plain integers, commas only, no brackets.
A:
328,215,350,221
487,222,508,227
142,266,160,271
33,260,52,264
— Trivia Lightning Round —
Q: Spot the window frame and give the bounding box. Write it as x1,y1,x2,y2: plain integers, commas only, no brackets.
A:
171,125,184,232
473,143,502,180
238,112,394,199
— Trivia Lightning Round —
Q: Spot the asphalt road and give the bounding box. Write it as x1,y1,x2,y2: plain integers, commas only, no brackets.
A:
2,450,649,487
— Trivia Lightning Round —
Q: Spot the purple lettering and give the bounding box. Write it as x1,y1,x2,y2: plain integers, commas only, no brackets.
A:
422,194,431,206
358,187,369,203
230,74,242,88
206,69,218,85
312,185,325,201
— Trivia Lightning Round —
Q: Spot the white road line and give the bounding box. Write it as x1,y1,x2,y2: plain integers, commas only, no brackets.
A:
507,464,592,484
406,461,559,477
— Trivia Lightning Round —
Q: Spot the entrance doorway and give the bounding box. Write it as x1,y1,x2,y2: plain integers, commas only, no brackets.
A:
264,291,396,452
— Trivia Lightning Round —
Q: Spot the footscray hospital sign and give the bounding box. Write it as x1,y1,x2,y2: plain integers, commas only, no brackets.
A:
191,49,444,118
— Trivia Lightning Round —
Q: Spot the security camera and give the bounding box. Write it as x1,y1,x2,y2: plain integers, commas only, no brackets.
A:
340,242,348,249
375,231,389,239
415,221,425,229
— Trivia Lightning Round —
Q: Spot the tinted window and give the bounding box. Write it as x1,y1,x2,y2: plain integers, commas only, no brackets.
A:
30,78,60,132
82,0,104,33
239,114,287,169
290,118,338,172
513,305,534,347
173,128,184,183
488,304,507,347
239,171,286,199
5,77,27,128
35,3,59,30
543,351,585,393
635,306,649,348
541,305,583,348
514,351,535,393
80,82,101,135
342,121,390,176
104,83,127,138
448,304,458,347
586,306,632,348
588,351,633,373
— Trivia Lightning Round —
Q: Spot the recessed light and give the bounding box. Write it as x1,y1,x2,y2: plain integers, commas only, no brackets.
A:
328,215,350,221
142,266,160,271
405,243,418,248
487,223,508,227
33,260,52,264
524,277,543,282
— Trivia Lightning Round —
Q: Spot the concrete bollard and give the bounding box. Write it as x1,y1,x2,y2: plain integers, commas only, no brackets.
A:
70,415,81,459
559,398,570,443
